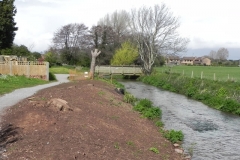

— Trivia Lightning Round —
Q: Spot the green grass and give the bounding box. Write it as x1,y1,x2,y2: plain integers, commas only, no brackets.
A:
156,66,240,82
49,65,76,74
49,65,89,74
0,75,48,95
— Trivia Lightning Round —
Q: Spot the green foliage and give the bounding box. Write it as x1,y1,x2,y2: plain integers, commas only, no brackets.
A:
0,0,18,50
163,130,184,143
133,99,162,119
216,87,227,98
149,147,159,154
155,120,164,127
44,51,59,67
49,72,56,81
111,41,139,65
124,92,136,104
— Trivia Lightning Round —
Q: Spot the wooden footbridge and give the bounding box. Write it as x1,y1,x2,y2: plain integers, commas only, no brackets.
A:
95,65,142,76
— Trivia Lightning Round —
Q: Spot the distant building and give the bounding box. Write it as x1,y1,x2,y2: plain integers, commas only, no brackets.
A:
201,57,211,66
181,57,196,65
165,56,181,65
165,56,211,66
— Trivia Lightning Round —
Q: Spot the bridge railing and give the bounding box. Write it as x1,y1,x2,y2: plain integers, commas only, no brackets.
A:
95,65,142,75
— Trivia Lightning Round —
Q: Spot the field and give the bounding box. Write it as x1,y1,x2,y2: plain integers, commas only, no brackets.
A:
155,66,240,82
49,65,89,74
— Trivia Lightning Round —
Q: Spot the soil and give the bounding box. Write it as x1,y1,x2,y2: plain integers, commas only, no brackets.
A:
0,80,185,160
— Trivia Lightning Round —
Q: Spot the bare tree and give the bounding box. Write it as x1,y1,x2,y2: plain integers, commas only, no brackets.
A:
98,10,130,44
89,25,116,65
216,47,229,61
129,4,189,75
52,23,89,64
89,49,101,79
209,50,217,60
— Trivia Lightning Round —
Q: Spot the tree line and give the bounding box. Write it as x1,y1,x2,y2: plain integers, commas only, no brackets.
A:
0,0,189,75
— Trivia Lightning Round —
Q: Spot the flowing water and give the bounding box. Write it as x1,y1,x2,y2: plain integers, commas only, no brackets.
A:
121,81,240,160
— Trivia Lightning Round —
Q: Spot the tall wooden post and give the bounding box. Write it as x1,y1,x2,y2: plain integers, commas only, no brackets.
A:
89,49,101,79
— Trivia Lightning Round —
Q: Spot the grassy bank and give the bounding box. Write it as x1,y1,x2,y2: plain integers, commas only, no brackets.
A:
0,75,48,95
156,66,240,82
49,65,89,74
138,73,240,115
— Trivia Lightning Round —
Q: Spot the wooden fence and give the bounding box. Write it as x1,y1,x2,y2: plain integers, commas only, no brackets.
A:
0,61,49,81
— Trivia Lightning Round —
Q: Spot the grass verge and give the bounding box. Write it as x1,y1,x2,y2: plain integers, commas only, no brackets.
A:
0,75,48,95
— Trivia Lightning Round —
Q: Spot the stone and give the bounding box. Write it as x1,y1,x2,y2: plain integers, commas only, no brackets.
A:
47,98,72,112
173,143,180,147
175,148,184,154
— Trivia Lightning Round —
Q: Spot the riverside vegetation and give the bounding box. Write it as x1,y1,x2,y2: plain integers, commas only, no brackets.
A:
123,92,184,144
138,72,240,115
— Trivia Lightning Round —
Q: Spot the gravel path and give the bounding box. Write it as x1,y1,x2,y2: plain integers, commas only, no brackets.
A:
0,74,69,112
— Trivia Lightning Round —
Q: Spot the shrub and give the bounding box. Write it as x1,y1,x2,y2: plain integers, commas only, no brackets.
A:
133,99,162,119
143,107,162,119
155,120,164,127
49,72,57,81
124,92,136,104
221,99,240,113
163,130,184,143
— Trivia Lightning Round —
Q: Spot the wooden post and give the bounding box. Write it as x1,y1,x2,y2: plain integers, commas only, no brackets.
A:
201,71,203,79
214,73,216,81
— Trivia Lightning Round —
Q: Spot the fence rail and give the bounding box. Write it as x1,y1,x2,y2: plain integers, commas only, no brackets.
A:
0,61,49,80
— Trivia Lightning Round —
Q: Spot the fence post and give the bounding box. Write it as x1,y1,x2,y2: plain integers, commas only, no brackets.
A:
201,71,203,79
214,73,216,81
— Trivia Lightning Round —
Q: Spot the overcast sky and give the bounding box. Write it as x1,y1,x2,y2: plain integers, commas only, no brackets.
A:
13,0,240,59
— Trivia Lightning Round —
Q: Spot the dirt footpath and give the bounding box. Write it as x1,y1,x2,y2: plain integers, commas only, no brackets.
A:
0,80,183,160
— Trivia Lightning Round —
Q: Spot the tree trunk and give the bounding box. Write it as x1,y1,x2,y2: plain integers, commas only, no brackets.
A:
89,49,101,79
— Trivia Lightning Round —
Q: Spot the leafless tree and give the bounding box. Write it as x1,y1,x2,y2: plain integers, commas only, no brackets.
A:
89,49,101,79
129,4,189,74
52,23,89,64
98,10,130,44
209,50,217,59
216,47,229,61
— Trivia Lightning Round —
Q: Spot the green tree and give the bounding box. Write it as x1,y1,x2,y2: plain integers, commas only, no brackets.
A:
12,44,31,56
31,52,42,60
111,41,138,65
44,51,58,67
0,0,18,49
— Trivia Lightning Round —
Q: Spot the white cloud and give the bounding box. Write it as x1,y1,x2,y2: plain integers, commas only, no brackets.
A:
13,0,240,58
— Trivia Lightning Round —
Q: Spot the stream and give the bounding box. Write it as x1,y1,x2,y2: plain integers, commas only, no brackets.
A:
120,81,240,160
